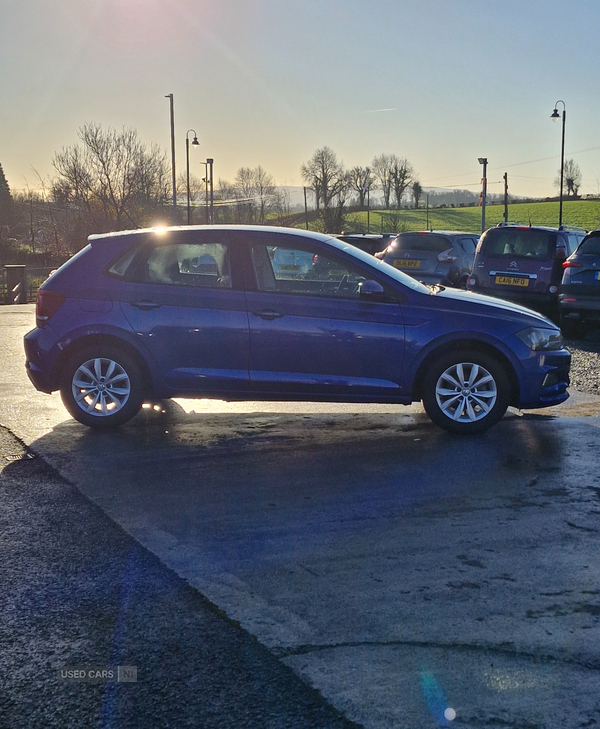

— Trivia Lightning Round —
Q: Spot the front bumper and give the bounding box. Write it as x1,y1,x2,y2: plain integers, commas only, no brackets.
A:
518,349,571,409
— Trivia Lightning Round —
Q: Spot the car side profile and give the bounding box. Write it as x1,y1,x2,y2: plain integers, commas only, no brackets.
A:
378,231,479,288
24,225,570,435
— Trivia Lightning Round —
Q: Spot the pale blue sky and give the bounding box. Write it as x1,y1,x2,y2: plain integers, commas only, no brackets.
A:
2,0,600,198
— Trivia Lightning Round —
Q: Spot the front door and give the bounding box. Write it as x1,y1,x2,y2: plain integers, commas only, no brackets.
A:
245,239,406,398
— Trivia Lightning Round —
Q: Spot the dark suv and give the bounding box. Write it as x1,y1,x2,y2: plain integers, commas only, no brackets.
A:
467,223,587,318
378,231,479,288
559,229,600,338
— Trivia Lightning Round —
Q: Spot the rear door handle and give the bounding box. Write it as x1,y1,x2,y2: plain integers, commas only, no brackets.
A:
130,300,162,310
252,309,284,320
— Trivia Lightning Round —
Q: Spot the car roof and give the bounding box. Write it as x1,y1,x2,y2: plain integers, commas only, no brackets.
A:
396,230,478,236
88,225,335,244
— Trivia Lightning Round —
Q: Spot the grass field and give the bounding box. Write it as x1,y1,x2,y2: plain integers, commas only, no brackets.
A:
339,199,600,235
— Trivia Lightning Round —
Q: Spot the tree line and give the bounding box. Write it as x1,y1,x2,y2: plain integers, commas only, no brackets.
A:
300,146,421,232
0,122,419,261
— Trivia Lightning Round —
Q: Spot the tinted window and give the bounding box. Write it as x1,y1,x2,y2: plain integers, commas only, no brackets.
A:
480,229,556,261
578,235,600,255
460,237,477,256
139,242,232,288
395,234,452,253
251,243,367,298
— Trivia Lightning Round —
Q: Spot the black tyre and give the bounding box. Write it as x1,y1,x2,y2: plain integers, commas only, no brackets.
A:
559,313,585,341
60,344,145,428
422,351,510,435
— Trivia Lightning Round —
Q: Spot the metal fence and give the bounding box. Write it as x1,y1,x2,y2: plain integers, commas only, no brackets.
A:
0,266,55,304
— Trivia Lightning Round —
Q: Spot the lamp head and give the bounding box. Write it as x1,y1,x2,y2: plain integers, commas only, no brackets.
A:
192,136,200,146
478,157,487,165
550,108,560,122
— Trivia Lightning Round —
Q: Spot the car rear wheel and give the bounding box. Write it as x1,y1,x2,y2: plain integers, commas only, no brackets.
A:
60,345,145,428
422,351,510,434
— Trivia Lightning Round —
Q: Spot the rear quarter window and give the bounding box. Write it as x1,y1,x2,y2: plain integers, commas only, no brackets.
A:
578,235,600,255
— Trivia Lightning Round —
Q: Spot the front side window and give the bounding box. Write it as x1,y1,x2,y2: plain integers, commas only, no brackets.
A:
250,243,367,298
141,242,232,288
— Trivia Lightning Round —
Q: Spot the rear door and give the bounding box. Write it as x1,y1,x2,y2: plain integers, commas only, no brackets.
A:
119,232,250,393
475,227,556,294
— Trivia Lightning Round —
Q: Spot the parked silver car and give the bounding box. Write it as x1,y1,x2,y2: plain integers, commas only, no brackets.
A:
378,231,479,288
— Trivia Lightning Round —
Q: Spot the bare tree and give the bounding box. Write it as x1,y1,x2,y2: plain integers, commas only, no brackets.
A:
411,181,423,209
348,166,376,208
52,122,169,233
301,147,348,230
372,154,394,209
555,159,582,198
390,156,414,209
253,166,276,224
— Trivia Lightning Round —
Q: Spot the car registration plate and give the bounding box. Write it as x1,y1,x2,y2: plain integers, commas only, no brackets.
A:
394,260,420,269
495,275,529,287
595,271,600,281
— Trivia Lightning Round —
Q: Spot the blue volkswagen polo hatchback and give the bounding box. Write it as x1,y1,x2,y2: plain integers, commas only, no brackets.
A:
24,226,570,434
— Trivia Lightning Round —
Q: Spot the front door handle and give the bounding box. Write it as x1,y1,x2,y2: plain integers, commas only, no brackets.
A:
130,300,162,310
252,309,284,320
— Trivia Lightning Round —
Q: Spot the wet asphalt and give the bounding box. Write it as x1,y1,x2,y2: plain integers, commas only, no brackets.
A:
0,426,357,729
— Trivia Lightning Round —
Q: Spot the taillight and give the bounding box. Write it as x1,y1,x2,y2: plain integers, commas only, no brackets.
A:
36,289,66,325
562,261,582,268
437,249,457,263
555,248,567,260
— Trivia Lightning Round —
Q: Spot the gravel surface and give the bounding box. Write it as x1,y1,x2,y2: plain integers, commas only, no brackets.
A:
566,331,600,396
0,427,358,729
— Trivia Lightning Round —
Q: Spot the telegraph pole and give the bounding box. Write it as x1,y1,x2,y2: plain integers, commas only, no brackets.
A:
165,94,177,225
503,173,509,223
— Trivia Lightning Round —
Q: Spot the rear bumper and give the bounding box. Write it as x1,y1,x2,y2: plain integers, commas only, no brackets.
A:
24,327,59,393
559,295,600,320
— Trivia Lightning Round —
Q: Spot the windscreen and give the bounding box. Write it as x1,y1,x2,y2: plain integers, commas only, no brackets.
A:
480,228,556,261
395,234,452,253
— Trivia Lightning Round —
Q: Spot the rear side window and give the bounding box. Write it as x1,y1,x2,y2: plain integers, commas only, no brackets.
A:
395,234,452,253
140,242,232,288
578,235,600,255
479,229,556,261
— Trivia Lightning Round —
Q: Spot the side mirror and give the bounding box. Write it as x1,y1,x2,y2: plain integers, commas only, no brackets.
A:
359,279,395,302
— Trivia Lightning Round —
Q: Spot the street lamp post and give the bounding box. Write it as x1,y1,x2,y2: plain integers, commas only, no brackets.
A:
478,157,488,234
185,130,200,225
207,158,214,224
165,94,177,225
551,100,566,227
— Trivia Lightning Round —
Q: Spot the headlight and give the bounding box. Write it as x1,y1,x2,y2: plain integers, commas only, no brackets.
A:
515,327,563,351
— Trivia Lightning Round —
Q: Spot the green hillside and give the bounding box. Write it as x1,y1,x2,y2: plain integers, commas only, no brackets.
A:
339,199,600,235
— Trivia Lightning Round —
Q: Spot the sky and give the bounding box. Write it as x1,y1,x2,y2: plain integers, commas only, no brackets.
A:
2,0,600,200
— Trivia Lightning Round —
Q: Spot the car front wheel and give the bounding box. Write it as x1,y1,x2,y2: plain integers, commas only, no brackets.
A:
422,352,510,434
60,345,145,428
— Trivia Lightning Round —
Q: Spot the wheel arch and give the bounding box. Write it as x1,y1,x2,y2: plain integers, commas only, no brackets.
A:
411,339,520,406
51,334,154,397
